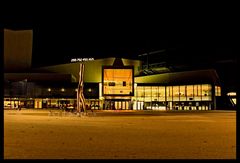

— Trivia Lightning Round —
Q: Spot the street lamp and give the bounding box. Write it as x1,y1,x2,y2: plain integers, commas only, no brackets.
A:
48,88,52,104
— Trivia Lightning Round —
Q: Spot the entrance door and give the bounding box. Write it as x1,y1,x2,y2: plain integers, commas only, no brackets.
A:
104,100,131,110
105,101,115,110
114,101,127,110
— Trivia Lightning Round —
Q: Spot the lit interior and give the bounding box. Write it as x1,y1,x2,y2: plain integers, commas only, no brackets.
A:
103,69,133,95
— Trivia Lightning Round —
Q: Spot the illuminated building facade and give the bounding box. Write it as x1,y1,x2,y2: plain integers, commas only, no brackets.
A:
4,56,222,111
4,29,227,110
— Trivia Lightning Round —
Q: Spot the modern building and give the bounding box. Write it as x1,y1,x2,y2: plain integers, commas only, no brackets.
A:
4,29,227,110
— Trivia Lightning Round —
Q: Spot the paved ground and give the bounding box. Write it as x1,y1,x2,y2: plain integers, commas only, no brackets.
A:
4,109,236,159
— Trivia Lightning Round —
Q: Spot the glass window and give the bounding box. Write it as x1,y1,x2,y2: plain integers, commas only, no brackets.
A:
180,85,186,101
187,85,194,97
145,87,151,97
202,84,211,96
202,84,211,101
137,86,144,97
193,85,198,96
144,86,152,102
186,85,194,101
152,87,158,97
218,86,221,96
135,86,144,103
159,86,165,101
194,84,202,101
173,86,179,101
152,86,158,101
126,102,129,110
166,86,172,101
215,86,221,96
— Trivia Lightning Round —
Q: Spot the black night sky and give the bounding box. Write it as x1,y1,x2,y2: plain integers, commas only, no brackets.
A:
3,5,238,92
5,19,237,66
4,5,238,65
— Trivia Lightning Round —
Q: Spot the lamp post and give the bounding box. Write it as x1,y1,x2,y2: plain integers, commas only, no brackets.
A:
47,88,52,108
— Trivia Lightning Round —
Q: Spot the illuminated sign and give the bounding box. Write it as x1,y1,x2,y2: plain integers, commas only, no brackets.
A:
102,66,134,96
71,58,94,62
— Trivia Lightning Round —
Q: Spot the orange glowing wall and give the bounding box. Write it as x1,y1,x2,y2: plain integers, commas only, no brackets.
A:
103,69,133,95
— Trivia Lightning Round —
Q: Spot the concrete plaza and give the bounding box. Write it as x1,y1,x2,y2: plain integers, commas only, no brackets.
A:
4,109,236,159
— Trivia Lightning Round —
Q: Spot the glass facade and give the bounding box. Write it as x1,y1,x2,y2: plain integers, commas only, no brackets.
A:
4,82,217,111
134,84,213,110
